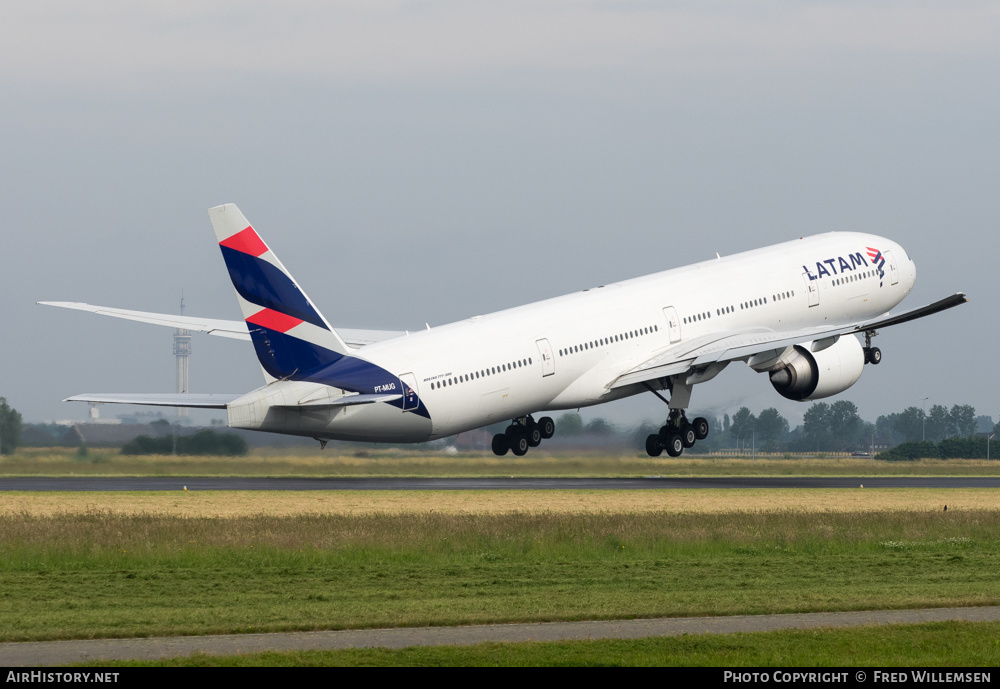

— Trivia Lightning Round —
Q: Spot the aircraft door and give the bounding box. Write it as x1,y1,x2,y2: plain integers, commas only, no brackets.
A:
662,307,681,343
802,272,819,307
884,250,899,285
399,373,419,412
535,339,555,376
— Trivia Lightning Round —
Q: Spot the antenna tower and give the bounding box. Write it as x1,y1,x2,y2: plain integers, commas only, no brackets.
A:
173,294,191,418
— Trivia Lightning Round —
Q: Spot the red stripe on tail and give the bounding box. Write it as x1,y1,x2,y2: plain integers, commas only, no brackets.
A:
246,308,303,333
219,226,269,257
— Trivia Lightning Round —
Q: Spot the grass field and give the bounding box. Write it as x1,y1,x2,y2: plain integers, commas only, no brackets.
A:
0,488,995,516
4,447,1000,477
77,621,1000,667
2,507,999,642
5,450,999,665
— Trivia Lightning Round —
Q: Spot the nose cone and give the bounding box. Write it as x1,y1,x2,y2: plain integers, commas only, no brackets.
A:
898,244,917,294
887,239,916,295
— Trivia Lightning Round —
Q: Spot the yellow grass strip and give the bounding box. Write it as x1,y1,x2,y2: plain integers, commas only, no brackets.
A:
1,488,996,517
7,449,1000,477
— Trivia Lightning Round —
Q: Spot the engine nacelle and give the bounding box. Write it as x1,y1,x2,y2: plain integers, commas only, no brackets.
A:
768,335,866,401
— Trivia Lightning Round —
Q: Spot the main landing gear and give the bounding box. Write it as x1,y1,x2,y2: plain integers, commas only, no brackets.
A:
492,415,555,456
863,329,881,365
641,380,708,457
645,409,710,457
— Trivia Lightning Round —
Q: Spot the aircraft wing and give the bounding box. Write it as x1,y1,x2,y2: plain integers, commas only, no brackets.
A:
611,292,968,390
38,301,405,347
64,393,241,408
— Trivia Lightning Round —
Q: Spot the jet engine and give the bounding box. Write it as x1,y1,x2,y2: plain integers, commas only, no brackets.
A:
768,335,866,401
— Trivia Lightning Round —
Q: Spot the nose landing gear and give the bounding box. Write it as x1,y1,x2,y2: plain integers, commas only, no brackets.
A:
863,330,881,365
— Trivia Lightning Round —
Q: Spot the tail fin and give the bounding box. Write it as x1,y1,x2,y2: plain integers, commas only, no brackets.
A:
208,203,351,382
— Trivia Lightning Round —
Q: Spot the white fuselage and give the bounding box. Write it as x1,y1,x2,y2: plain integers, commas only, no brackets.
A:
227,232,916,442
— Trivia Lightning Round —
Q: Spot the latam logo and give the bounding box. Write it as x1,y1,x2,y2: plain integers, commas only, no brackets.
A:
867,246,886,273
803,248,886,281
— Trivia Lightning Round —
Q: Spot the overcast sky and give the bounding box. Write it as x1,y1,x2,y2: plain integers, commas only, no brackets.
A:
2,1,997,430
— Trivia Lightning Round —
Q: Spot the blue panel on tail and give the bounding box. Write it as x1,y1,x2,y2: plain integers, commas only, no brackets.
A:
248,325,344,380
248,325,429,419
221,247,327,328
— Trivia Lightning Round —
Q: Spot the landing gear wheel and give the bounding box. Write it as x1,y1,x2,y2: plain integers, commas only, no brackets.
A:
664,432,684,457
680,423,697,449
645,434,663,457
509,431,529,456
863,330,881,365
538,416,555,439
527,425,542,447
491,434,509,456
692,417,710,441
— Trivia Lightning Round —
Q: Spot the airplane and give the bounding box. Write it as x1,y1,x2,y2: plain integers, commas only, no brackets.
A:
41,203,968,457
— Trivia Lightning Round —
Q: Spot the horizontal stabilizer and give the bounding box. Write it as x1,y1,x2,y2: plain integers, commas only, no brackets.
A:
40,302,251,340
274,393,402,410
64,393,241,409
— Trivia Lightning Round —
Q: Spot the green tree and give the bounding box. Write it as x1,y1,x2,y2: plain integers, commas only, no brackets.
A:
925,404,952,442
730,407,757,447
949,405,977,437
756,408,789,451
875,414,902,446
632,421,659,451
557,412,584,436
892,406,926,443
0,397,23,455
828,400,863,450
802,402,832,450
710,416,723,435
585,417,615,436
877,441,938,462
121,429,247,456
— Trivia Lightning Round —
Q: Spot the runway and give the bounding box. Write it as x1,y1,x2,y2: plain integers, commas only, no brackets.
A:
4,606,1000,666
3,476,1000,491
